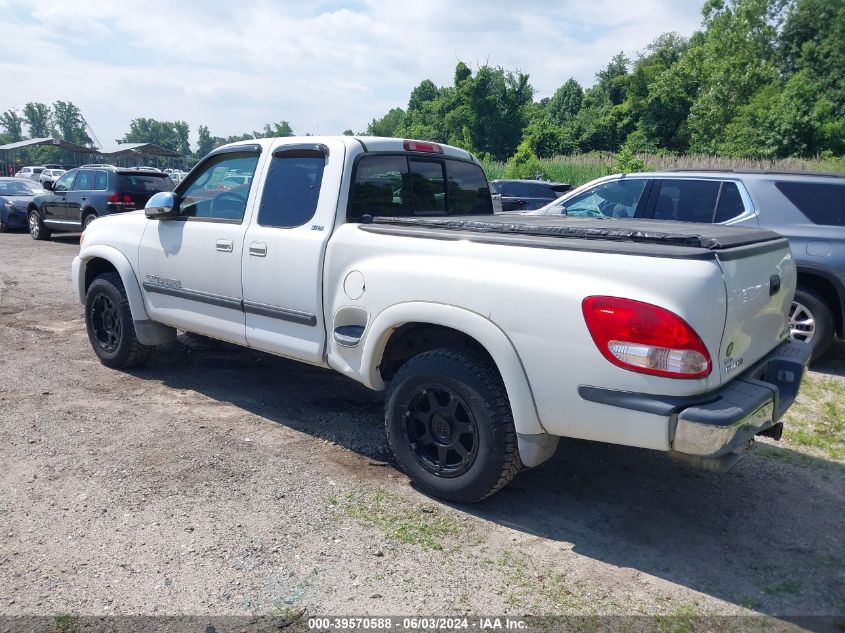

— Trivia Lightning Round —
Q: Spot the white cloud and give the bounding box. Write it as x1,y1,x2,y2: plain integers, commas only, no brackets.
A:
0,0,703,149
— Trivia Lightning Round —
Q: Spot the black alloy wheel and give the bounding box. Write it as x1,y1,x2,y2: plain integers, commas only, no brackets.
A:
90,293,122,353
403,384,479,478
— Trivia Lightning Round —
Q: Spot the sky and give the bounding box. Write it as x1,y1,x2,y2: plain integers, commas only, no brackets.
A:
0,0,704,149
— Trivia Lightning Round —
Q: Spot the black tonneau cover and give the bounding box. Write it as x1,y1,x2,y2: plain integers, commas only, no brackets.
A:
368,215,783,251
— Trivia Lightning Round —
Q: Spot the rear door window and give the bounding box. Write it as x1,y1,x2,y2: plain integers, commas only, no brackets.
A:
653,180,721,223
714,181,746,223
73,170,96,191
93,171,109,191
775,181,845,226
257,149,326,228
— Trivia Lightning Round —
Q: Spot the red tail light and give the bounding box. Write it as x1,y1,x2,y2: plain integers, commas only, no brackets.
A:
582,296,712,379
403,140,443,154
108,193,135,207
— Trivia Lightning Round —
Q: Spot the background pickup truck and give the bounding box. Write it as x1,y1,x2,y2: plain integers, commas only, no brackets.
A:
72,136,811,502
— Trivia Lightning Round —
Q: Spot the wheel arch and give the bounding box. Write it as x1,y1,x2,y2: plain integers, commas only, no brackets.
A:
77,246,149,324
359,302,544,436
796,266,844,336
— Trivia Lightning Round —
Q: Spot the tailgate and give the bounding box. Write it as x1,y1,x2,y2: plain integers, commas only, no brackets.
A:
716,240,795,385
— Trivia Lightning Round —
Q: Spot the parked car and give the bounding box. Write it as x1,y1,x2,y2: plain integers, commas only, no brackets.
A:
0,178,45,232
490,179,572,212
27,165,174,240
13,166,45,182
71,136,809,502
533,170,845,359
39,169,66,187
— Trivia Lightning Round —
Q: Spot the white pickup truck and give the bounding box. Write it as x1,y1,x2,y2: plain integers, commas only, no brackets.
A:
72,136,811,502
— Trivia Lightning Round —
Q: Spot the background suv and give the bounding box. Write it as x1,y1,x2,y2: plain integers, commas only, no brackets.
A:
27,166,174,240
490,179,572,212
533,170,845,359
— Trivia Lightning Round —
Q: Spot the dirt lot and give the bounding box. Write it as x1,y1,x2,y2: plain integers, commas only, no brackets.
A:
1,232,843,626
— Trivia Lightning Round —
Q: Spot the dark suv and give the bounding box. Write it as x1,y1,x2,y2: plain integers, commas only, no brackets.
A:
27,166,174,240
490,179,572,212
534,170,845,359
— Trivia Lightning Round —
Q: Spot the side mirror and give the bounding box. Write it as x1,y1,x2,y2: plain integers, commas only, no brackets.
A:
43,180,54,191
145,191,179,219
558,205,567,215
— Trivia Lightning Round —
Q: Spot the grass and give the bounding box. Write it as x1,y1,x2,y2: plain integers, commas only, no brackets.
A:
481,152,845,188
49,614,80,633
780,375,845,460
496,551,587,613
340,490,462,551
764,579,801,596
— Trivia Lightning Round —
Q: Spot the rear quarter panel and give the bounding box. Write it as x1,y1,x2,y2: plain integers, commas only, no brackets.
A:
323,225,729,450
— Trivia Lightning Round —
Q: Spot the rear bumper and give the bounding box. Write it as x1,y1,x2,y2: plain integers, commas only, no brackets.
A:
579,339,812,458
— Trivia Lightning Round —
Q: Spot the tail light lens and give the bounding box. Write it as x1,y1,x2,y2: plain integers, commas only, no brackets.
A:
582,296,712,379
108,194,135,207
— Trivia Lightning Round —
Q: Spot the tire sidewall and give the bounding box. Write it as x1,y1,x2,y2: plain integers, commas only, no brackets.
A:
83,213,97,229
386,352,513,502
793,288,834,360
85,276,135,368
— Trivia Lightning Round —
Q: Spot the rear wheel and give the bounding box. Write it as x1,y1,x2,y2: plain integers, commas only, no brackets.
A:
85,272,155,368
0,216,8,233
385,349,521,503
790,287,834,360
83,212,98,229
28,209,51,241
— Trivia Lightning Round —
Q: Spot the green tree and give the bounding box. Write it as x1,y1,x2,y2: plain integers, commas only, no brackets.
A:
366,107,405,137
121,118,190,154
0,110,24,142
196,125,215,157
547,79,583,125
52,101,92,146
23,102,52,138
256,121,294,138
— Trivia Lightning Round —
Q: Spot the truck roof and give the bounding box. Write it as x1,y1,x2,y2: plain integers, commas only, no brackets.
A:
220,135,477,162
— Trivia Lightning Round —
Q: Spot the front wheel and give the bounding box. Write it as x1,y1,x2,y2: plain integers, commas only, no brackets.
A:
385,349,521,503
85,272,155,368
28,209,51,240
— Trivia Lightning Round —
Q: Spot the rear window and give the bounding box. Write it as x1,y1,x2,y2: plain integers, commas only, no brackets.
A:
117,174,174,193
348,155,491,220
775,181,845,226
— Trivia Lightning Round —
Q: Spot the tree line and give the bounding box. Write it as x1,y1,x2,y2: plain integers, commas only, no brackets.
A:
1,0,842,165
365,0,844,161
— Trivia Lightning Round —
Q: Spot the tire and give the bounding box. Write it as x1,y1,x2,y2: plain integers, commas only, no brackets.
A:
385,349,521,503
0,216,7,233
790,287,835,361
82,212,98,229
85,272,155,369
28,209,51,240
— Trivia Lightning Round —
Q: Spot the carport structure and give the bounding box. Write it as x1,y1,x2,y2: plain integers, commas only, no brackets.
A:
98,142,189,170
0,137,98,176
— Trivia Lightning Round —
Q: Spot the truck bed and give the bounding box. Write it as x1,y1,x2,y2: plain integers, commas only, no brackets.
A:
361,215,786,260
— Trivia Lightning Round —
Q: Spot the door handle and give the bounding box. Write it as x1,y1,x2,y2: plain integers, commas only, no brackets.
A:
81,196,87,201
216,238,234,253
249,242,267,257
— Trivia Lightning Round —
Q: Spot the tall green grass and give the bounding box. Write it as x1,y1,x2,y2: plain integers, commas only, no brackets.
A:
482,152,845,187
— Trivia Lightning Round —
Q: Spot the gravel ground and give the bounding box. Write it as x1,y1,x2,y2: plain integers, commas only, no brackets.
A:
0,231,843,626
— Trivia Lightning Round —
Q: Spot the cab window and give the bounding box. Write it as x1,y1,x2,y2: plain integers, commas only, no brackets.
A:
178,153,259,222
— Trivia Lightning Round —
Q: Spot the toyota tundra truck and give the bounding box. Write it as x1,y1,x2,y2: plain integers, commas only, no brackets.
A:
71,136,811,502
